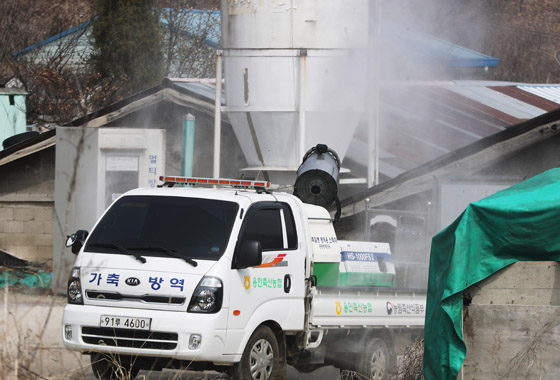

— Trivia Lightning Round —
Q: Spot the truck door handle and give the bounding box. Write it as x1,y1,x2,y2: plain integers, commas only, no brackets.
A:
284,274,291,293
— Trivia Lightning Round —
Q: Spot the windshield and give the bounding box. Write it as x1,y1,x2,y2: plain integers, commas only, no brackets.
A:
85,195,239,261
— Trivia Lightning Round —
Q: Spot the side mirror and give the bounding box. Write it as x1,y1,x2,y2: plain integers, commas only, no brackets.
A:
65,230,89,255
233,240,262,269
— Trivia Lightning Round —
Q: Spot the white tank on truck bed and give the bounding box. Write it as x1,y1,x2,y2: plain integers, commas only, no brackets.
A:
338,240,396,288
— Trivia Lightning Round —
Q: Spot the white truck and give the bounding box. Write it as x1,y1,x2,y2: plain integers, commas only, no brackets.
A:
62,175,425,380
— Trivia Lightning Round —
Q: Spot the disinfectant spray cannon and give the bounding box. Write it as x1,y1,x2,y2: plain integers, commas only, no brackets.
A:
293,144,342,220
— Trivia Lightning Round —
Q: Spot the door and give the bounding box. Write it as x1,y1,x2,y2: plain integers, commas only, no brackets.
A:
226,201,306,351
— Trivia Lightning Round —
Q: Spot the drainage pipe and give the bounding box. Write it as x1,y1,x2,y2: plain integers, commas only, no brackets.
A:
181,114,195,177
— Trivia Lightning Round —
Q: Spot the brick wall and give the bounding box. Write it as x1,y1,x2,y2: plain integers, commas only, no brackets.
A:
0,201,54,265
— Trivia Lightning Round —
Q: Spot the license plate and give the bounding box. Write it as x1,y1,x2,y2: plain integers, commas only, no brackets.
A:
100,315,151,330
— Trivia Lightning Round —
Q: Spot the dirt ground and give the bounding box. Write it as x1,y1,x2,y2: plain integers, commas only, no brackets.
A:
0,289,340,380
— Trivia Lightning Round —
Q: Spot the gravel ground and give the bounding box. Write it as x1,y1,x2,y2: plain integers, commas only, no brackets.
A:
0,290,340,380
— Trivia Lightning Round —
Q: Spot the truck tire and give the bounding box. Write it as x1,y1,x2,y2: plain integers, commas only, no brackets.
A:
359,338,389,380
230,325,283,380
91,352,139,380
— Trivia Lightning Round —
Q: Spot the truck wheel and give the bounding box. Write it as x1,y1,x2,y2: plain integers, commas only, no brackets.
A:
91,352,139,380
359,338,389,380
230,325,283,380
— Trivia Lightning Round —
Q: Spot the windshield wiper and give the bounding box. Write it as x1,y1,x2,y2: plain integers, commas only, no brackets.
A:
128,246,198,267
87,243,147,264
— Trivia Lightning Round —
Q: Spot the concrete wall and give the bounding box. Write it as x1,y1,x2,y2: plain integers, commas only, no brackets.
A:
462,261,560,380
0,147,55,265
0,202,53,263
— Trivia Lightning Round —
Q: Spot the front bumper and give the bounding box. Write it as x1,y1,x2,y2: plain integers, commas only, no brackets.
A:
62,304,234,364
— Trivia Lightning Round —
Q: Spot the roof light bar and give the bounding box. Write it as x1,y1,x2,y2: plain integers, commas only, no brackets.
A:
159,176,270,189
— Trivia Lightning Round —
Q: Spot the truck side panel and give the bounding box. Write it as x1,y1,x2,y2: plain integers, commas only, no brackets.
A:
310,289,425,328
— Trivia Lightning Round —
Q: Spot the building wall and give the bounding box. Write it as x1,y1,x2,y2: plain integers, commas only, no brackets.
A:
0,147,55,265
0,95,246,271
462,261,560,380
336,134,560,291
0,202,54,264
104,101,247,179
477,134,560,180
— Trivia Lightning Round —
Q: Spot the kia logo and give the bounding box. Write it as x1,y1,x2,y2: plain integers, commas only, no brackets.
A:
125,277,141,286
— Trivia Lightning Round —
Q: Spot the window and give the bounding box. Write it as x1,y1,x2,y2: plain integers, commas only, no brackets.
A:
85,195,239,260
282,203,298,249
240,202,298,251
242,208,283,251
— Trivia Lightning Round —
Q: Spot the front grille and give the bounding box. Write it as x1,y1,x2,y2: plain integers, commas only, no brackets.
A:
86,291,185,305
81,327,178,350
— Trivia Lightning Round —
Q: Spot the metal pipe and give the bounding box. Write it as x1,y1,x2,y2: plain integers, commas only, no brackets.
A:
3,271,8,362
214,50,223,179
364,198,371,240
368,0,382,187
181,114,195,177
299,50,307,161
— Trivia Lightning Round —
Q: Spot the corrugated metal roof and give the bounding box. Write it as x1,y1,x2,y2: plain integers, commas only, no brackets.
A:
449,86,543,119
165,79,559,188
165,79,560,186
16,13,495,70
340,107,560,216
151,79,560,187
0,88,27,95
344,81,560,182
14,10,221,58
170,79,225,105
517,85,560,104
12,21,91,58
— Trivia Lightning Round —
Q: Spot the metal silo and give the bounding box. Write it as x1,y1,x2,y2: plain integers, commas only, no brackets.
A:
220,0,369,185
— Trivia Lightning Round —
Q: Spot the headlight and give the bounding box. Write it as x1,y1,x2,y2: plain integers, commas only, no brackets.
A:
67,267,83,305
188,276,223,313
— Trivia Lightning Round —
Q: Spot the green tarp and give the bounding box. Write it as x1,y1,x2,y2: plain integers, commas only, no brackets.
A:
423,168,560,380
